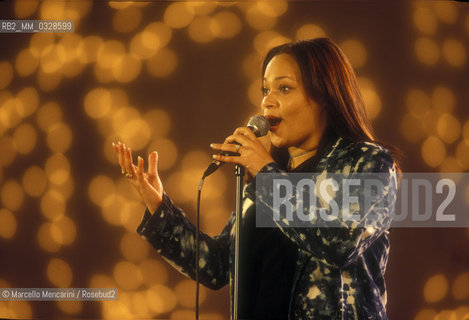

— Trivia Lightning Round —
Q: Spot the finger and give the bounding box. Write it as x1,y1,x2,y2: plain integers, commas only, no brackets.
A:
210,143,241,154
148,151,158,176
117,142,126,172
234,127,257,139
224,133,251,146
212,153,243,165
137,156,145,182
125,145,136,176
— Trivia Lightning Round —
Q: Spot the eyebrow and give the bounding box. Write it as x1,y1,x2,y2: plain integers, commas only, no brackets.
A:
263,76,296,82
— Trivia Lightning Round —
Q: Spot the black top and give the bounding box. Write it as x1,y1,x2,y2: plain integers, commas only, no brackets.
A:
238,130,337,319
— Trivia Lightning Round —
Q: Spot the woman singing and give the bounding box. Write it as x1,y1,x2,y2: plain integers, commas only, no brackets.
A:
113,38,399,319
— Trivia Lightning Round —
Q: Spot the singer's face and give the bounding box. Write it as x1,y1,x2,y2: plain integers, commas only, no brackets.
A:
262,54,327,150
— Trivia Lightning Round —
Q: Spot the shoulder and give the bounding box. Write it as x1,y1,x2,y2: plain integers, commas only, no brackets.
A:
324,137,396,174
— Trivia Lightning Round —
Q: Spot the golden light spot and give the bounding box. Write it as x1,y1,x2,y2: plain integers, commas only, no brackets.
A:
96,40,125,70
113,7,141,33
0,136,17,167
439,157,462,173
422,111,439,136
452,272,469,300
59,34,82,63
112,54,141,83
29,33,55,58
47,122,73,153
166,171,198,204
415,37,439,66
57,300,82,315
442,38,466,67
202,207,230,237
0,209,16,239
40,44,66,73
121,232,149,262
12,123,37,154
47,258,73,287
53,178,74,200
456,140,469,170
414,309,437,320
1,97,25,129
186,2,217,16
175,280,207,308
45,153,71,185
255,0,288,17
22,166,47,197
139,259,168,285
66,1,92,20
340,39,367,68
435,310,457,320
40,189,65,220
0,61,14,89
112,107,140,133
101,194,127,225
253,31,290,56
113,261,143,290
245,5,277,31
61,59,86,78
53,215,76,245
164,2,195,29
88,175,116,206
130,32,160,60
455,306,469,319
188,16,217,43
15,49,39,77
1,180,24,211
296,24,326,40
3,301,33,319
117,118,151,151
40,0,66,19
109,1,132,10
89,274,116,288
77,35,103,64
463,120,469,143
16,87,39,117
423,273,448,302
413,5,438,35
146,138,178,171
84,88,112,119
120,201,146,232
14,0,39,18
362,88,381,120
421,136,446,168
146,48,178,78
406,90,431,119
436,113,461,144
181,150,211,171
37,69,62,91
144,109,171,138
131,291,150,317
432,1,458,24
211,11,242,39
145,22,172,48
94,64,114,83
36,101,62,131
145,285,177,314
37,223,62,252
432,86,455,113
248,79,263,106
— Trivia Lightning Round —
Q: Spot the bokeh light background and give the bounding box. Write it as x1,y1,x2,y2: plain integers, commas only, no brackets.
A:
0,1,469,319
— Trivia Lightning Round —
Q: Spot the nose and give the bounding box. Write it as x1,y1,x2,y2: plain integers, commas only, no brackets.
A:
261,92,277,111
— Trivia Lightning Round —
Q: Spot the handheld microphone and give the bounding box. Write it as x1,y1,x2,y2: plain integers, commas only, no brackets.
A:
202,115,270,179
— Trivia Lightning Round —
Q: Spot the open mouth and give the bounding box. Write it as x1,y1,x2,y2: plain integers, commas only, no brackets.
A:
266,116,282,131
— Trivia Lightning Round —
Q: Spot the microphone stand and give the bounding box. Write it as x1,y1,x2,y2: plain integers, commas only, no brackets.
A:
233,164,244,320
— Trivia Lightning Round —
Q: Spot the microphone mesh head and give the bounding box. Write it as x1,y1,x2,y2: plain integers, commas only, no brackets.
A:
247,115,270,137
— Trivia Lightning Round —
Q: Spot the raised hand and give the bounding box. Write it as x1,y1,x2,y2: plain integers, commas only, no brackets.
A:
113,142,164,213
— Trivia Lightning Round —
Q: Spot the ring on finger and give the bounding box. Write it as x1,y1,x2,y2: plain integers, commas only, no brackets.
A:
121,169,126,175
235,144,241,152
125,173,133,179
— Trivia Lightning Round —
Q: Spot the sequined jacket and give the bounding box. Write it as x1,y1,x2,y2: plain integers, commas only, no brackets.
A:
137,135,398,320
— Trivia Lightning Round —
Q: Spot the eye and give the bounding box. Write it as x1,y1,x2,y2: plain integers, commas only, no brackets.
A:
279,85,291,93
261,87,269,96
